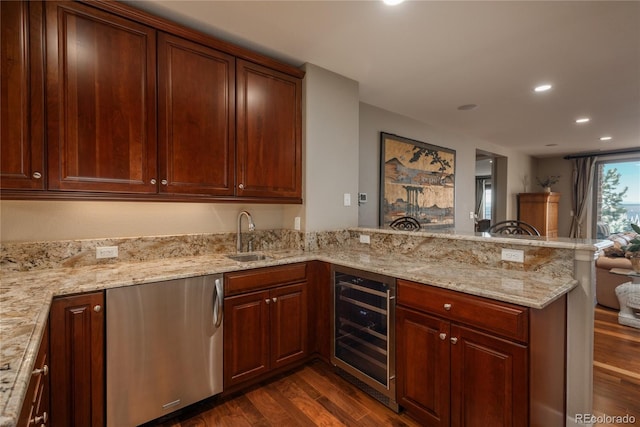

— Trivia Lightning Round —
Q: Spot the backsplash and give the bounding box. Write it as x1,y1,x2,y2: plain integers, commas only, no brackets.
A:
1,229,304,272
1,227,579,280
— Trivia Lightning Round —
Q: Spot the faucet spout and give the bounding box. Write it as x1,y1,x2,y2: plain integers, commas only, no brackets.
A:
237,210,255,252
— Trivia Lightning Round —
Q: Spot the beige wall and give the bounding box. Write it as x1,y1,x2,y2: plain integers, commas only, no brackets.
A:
301,63,360,232
358,103,535,232
0,201,294,242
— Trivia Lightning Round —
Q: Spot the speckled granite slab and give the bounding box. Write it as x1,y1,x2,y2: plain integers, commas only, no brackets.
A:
0,227,599,426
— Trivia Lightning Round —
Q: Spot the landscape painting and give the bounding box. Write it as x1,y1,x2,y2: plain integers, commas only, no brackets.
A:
379,132,455,230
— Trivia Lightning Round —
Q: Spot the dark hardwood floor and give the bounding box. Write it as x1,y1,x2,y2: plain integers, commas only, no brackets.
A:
593,305,640,426
148,360,420,427
147,306,638,427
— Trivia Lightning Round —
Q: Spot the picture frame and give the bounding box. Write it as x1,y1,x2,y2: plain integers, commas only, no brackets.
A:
379,132,456,230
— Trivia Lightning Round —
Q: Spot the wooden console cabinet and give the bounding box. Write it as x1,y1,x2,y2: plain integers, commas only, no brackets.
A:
396,279,567,427
223,263,309,390
518,192,560,237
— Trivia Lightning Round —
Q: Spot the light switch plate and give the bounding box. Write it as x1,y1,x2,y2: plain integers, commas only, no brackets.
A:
344,193,351,206
294,216,301,231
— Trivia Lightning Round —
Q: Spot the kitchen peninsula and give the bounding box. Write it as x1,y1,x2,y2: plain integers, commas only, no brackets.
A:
0,228,602,427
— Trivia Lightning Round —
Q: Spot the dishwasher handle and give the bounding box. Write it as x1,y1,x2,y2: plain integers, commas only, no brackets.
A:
213,278,223,328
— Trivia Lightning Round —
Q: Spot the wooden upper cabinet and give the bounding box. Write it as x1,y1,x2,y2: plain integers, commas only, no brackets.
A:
1,1,46,190
236,59,302,199
158,33,235,196
45,1,157,193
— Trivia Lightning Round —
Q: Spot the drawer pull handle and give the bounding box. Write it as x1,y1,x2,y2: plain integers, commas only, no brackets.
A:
450,337,458,345
32,172,42,179
444,303,452,311
31,411,47,424
439,333,447,341
32,364,48,377
272,297,278,303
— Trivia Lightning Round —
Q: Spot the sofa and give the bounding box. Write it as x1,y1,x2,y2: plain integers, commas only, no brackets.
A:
595,231,638,310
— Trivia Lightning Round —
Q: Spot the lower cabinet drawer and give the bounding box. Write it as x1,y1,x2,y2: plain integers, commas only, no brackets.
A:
397,279,529,342
18,326,49,427
225,262,307,296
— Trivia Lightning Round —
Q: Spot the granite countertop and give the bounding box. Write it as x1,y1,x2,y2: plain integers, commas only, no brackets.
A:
0,247,578,427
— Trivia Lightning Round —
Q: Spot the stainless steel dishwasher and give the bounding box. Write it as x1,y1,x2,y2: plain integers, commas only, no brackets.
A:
106,274,223,427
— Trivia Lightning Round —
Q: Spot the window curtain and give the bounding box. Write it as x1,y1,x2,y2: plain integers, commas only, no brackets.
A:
569,156,598,238
475,178,485,217
475,176,490,217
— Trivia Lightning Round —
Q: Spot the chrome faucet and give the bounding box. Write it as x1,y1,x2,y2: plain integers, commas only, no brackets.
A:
236,210,255,252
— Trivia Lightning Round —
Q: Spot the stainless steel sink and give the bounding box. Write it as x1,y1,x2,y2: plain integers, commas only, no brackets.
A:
225,253,270,262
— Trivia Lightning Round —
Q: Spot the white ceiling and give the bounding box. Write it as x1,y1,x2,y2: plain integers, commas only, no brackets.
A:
128,0,640,158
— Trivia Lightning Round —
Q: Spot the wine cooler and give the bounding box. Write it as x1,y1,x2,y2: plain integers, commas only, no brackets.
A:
331,265,398,411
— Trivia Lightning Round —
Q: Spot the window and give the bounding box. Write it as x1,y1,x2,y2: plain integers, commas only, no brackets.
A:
593,158,640,238
484,187,492,220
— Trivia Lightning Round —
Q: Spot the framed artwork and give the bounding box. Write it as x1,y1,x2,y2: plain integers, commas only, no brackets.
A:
379,132,456,230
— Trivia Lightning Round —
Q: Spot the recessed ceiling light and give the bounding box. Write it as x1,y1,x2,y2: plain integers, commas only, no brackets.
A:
534,84,552,93
457,104,478,111
575,118,590,124
599,136,612,141
383,0,404,5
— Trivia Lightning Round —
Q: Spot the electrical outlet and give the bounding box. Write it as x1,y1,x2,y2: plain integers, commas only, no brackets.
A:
344,193,351,206
294,216,301,231
359,234,371,244
469,211,476,219
501,248,524,263
96,246,118,259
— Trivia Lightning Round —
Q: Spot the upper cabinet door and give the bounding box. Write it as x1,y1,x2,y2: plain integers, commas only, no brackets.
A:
45,1,157,193
1,1,45,190
158,33,235,196
236,60,302,200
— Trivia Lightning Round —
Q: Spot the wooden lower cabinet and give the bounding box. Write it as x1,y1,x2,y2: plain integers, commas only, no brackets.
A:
397,307,451,427
224,264,308,389
17,322,49,427
396,279,565,427
450,325,528,427
49,291,105,427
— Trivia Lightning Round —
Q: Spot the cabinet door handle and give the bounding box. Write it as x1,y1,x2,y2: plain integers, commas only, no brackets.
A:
32,364,48,377
439,333,447,341
31,411,47,424
94,305,102,312
150,179,157,185
265,299,270,304
161,179,168,185
238,183,244,189
32,172,42,179
272,297,278,303
444,303,452,311
450,337,458,345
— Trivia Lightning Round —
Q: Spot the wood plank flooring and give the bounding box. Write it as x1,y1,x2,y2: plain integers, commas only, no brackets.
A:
593,305,640,426
146,361,420,427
